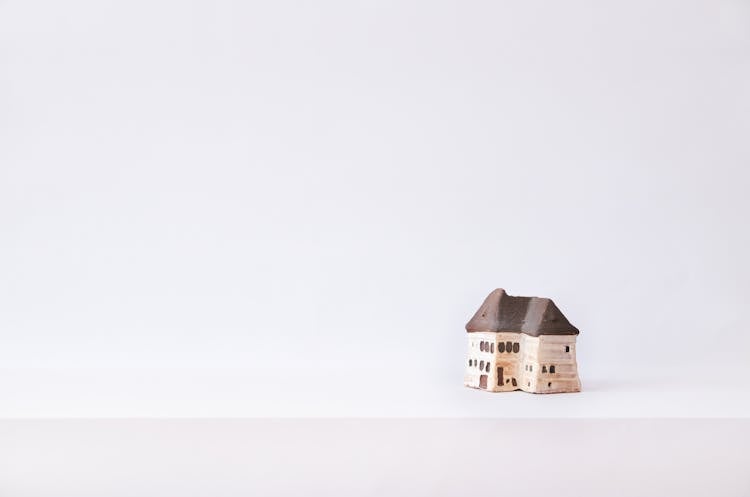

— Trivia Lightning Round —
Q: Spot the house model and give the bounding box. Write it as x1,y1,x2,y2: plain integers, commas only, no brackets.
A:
464,289,581,393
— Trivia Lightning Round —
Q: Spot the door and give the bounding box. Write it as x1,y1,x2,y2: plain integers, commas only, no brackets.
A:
479,375,488,389
497,367,503,387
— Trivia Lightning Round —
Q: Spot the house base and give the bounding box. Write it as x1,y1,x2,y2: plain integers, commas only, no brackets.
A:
463,378,581,394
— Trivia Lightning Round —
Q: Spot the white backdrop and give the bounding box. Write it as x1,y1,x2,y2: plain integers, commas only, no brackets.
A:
1,0,750,416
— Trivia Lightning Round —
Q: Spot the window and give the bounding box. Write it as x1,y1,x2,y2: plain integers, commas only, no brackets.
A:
490,343,494,354
505,341,512,352
512,378,517,387
550,365,556,373
548,382,552,388
529,365,532,372
468,359,471,367
565,345,570,353
498,342,505,353
542,365,547,373
479,360,485,370
485,362,490,373
512,342,520,353
480,341,485,352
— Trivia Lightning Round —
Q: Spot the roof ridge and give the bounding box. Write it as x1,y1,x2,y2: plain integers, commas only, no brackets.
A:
465,289,579,336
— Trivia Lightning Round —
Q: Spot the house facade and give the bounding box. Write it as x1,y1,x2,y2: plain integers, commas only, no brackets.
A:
464,289,581,393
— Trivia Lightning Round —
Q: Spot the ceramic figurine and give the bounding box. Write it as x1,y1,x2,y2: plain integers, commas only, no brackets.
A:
464,288,581,393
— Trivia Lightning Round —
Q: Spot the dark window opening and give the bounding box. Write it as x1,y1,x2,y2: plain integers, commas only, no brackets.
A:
479,360,485,370
490,343,494,354
528,382,531,387
542,365,547,373
468,359,471,367
497,367,504,386
512,343,520,353
506,379,510,384
529,365,532,372
565,345,570,353
512,378,517,387
550,365,556,374
498,342,505,353
485,362,490,373
548,382,552,388
505,341,512,352
480,341,485,352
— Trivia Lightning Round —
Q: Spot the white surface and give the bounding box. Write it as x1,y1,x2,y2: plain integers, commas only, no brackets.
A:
2,0,750,417
1,367,749,418
1,419,749,497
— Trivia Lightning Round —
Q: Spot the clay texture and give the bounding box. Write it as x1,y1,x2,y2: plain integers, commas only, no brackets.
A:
464,289,581,394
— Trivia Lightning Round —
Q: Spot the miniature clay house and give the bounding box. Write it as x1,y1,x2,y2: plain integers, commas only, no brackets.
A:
464,289,581,393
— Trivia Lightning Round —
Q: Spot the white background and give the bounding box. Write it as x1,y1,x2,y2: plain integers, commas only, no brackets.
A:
1,419,749,497
2,0,750,417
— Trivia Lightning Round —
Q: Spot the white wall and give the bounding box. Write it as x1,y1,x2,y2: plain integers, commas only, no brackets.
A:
1,0,749,416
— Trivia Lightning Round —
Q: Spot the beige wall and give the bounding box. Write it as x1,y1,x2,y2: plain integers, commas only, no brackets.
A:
464,332,580,393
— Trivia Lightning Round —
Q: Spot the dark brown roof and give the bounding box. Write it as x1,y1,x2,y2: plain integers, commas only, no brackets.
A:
465,288,579,336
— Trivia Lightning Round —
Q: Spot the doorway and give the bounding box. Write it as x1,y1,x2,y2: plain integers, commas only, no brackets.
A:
497,367,503,387
479,375,488,389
